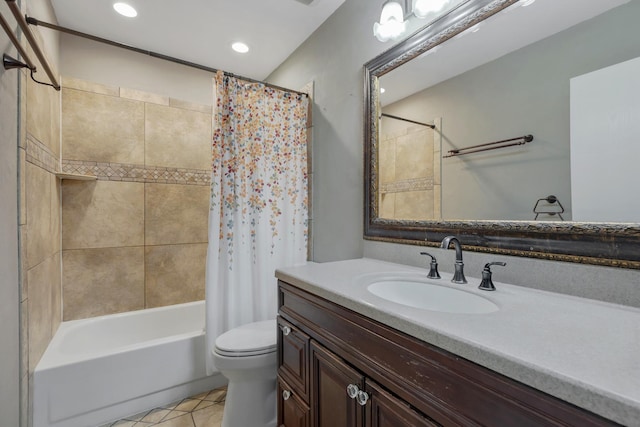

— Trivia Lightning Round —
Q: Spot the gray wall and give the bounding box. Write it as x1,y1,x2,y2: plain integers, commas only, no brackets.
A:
382,1,640,221
0,1,21,424
60,34,216,106
268,0,392,261
268,0,640,296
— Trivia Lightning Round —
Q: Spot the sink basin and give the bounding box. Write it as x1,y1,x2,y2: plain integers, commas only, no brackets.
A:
367,280,499,314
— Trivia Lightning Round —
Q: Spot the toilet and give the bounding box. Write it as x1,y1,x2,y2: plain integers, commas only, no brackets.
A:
212,319,278,427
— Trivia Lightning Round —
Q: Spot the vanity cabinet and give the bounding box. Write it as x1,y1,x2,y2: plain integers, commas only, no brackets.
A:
277,280,620,427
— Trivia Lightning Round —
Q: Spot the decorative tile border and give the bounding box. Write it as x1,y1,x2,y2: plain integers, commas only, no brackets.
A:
25,134,59,174
62,159,211,186
380,177,433,194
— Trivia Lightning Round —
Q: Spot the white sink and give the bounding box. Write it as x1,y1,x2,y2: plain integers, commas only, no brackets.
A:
367,280,499,314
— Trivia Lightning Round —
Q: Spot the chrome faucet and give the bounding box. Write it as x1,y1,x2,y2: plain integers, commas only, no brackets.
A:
440,236,467,284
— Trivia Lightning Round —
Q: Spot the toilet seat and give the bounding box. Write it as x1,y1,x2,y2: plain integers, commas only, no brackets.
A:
214,319,277,358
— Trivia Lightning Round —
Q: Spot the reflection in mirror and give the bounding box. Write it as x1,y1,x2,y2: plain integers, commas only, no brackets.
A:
364,0,640,268
376,0,639,222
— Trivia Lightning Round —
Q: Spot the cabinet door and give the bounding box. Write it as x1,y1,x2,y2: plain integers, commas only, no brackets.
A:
311,342,364,427
365,380,440,427
278,376,310,427
278,317,310,401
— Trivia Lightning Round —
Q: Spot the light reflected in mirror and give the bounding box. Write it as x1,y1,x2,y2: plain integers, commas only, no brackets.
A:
376,0,639,223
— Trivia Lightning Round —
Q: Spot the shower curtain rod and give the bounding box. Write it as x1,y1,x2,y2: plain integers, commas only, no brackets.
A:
380,113,435,129
25,16,308,97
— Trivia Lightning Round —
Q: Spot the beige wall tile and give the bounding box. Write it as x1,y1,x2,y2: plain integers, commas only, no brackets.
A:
19,73,27,149
395,131,434,181
379,136,396,184
62,88,144,163
395,190,434,221
434,185,442,220
120,87,169,105
19,226,27,301
25,162,52,269
51,88,61,161
20,299,28,377
145,183,209,245
145,103,212,170
63,247,145,320
19,148,26,225
51,175,61,254
379,193,395,219
62,180,144,249
27,254,56,373
145,244,206,308
170,98,213,114
26,78,59,158
434,148,441,186
61,76,119,96
50,252,62,337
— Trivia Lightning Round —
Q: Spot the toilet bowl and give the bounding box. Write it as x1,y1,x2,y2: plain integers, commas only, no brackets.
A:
212,319,277,427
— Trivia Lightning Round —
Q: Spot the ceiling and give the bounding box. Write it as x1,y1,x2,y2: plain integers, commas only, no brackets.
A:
49,0,345,80
379,0,631,106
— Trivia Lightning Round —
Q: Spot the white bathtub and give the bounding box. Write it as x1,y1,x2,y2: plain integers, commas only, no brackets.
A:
33,301,225,427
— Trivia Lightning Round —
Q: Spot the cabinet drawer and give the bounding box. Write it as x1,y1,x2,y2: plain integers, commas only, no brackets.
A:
278,316,310,402
278,376,310,427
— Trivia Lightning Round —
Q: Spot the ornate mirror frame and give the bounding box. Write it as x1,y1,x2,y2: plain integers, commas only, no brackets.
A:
363,0,640,269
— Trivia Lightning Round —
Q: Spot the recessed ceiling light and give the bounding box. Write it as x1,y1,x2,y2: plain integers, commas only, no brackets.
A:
380,88,386,94
232,42,249,54
113,2,137,18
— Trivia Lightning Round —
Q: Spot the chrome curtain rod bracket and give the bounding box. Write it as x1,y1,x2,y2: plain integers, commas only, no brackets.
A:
25,16,308,98
380,113,436,129
443,134,533,158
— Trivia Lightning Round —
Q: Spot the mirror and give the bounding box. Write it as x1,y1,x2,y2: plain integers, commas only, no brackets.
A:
364,0,640,268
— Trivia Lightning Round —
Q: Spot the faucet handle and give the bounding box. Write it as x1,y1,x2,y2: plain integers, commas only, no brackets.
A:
419,252,441,279
478,262,506,291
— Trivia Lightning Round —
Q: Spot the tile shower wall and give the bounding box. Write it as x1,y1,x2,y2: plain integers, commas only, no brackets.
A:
60,77,212,320
378,122,441,220
17,13,63,425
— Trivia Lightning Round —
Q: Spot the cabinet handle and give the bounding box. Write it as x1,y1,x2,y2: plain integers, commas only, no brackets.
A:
346,383,360,399
282,390,291,401
356,390,369,406
281,325,292,336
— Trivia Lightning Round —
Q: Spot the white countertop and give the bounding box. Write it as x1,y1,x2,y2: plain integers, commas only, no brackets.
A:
275,258,640,427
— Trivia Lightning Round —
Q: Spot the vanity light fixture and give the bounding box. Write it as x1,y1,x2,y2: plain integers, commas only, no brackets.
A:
412,0,449,19
373,1,407,42
231,42,249,53
113,2,137,18
374,0,454,42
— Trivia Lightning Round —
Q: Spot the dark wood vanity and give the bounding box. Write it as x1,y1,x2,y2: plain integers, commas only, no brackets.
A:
276,280,620,427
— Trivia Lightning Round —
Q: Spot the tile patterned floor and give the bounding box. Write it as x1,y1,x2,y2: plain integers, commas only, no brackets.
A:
100,387,226,427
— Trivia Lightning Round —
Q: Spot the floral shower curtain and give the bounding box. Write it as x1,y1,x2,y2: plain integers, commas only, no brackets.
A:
205,71,309,374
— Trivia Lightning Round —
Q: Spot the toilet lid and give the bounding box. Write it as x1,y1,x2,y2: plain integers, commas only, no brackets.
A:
214,319,277,357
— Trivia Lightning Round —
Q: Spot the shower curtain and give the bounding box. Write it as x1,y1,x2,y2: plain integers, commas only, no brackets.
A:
205,71,309,374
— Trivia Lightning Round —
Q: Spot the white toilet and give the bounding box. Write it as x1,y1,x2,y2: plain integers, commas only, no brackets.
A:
212,319,278,427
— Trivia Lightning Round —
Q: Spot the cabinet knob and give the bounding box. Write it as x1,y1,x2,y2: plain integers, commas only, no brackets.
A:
281,325,292,336
356,390,370,406
346,383,360,399
282,390,291,400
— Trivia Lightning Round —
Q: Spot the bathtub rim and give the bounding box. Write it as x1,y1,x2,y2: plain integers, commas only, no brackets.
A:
36,300,206,371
